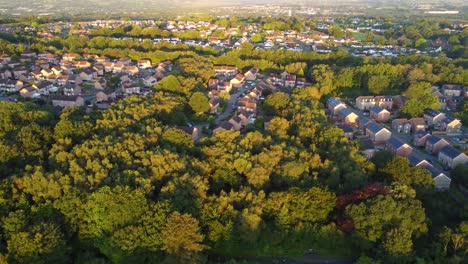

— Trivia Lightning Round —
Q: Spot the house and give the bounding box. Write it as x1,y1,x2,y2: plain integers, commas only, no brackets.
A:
96,89,116,102
407,154,451,190
74,61,92,69
357,117,373,132
68,75,83,85
407,154,432,169
228,116,243,131
123,66,139,75
33,81,54,94
121,82,140,94
409,118,427,133
94,79,107,90
284,74,297,88
425,136,450,154
175,126,199,141
52,95,85,108
443,117,462,135
442,84,462,97
0,79,22,92
237,98,257,112
360,139,376,159
370,105,390,122
62,53,80,61
392,119,411,134
137,59,152,69
218,81,232,93
214,65,238,77
112,63,125,73
79,68,97,81
244,67,259,81
425,165,451,190
447,96,463,110
208,79,219,89
143,76,158,87
63,84,82,96
386,136,413,157
438,145,468,169
230,74,245,88
366,122,392,144
93,65,104,76
209,97,220,114
424,109,446,126
337,108,359,125
375,96,393,109
103,62,114,72
19,86,40,98
327,97,347,115
118,57,132,66
356,96,376,110
337,124,354,140
213,122,234,135
413,130,432,147
237,111,252,126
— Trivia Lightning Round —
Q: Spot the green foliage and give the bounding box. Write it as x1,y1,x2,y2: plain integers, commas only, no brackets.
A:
402,82,440,117
189,92,210,114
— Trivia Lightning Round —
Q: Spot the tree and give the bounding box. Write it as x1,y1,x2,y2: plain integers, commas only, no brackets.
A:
382,227,413,256
402,82,440,117
310,65,335,94
263,92,290,116
368,75,390,95
451,164,468,188
251,34,263,43
162,212,206,263
189,92,209,114
328,24,344,39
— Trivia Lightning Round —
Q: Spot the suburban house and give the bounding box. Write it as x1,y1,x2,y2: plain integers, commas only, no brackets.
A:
123,66,139,75
230,73,245,88
442,117,462,134
438,145,468,169
79,68,97,81
356,95,393,110
386,136,413,157
96,89,116,102
175,126,199,141
357,117,373,132
442,84,462,97
237,111,252,126
209,97,220,114
425,136,450,154
214,65,238,77
19,86,40,98
408,154,451,190
213,122,234,135
424,109,446,126
121,82,141,94
94,79,107,90
244,67,259,81
392,118,411,134
355,96,375,110
52,95,85,108
360,139,376,159
370,105,390,122
327,97,347,115
337,108,359,125
137,59,152,69
337,124,354,140
284,74,297,88
375,96,393,109
366,122,392,144
237,98,257,112
409,118,427,133
63,84,82,96
228,116,243,131
413,130,432,147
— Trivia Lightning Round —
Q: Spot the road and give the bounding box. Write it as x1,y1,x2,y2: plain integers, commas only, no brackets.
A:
215,91,241,125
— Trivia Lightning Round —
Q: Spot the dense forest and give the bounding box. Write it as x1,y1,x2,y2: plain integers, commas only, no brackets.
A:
0,15,467,264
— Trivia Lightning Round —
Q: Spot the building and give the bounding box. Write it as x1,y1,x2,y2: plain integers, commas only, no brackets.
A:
409,118,427,133
337,124,354,140
355,96,375,110
213,122,234,135
424,109,446,126
443,117,462,135
442,84,462,97
327,97,347,115
360,139,376,159
425,136,450,154
175,126,199,141
392,119,411,134
370,105,390,122
413,130,432,147
52,95,84,108
244,67,259,81
386,136,413,157
337,108,359,125
438,145,468,169
366,122,392,144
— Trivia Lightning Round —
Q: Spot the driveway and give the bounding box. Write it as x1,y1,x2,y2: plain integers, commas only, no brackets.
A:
214,89,242,125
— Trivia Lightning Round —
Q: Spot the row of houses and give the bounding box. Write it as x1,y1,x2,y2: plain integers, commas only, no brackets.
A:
328,97,467,190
